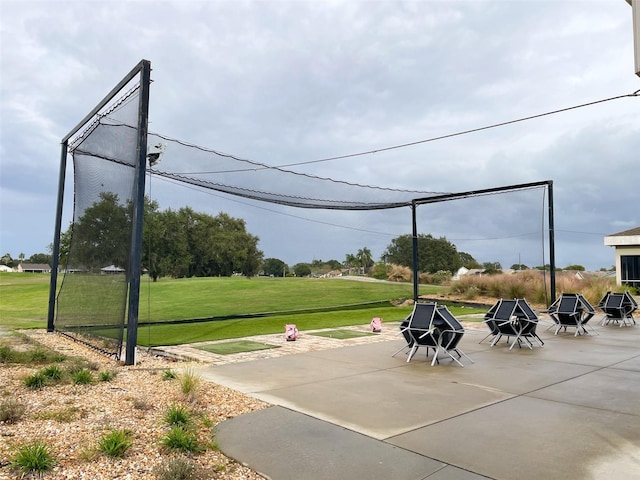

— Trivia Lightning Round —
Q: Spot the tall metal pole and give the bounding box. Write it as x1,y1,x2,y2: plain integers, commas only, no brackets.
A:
47,141,68,332
548,181,556,303
125,60,151,365
411,202,419,302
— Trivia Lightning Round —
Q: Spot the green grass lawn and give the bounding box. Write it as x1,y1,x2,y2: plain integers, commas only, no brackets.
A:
135,276,424,321
0,273,485,347
0,273,52,328
195,340,280,355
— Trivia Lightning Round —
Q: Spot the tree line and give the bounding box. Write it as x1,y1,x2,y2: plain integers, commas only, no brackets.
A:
2,193,594,278
53,194,476,280
54,193,262,280
266,236,477,279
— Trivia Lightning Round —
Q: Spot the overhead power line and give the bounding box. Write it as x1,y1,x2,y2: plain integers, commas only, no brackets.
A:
149,89,638,177
277,89,640,168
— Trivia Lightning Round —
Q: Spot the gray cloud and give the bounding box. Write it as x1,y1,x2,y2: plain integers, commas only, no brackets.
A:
1,0,638,271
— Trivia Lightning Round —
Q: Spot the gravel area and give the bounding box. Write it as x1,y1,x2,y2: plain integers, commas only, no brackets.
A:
0,331,267,480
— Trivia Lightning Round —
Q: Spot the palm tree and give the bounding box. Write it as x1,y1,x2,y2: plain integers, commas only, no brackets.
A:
344,254,357,275
356,247,373,275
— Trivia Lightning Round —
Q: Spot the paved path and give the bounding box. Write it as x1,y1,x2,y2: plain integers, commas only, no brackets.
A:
152,314,489,365
155,314,640,479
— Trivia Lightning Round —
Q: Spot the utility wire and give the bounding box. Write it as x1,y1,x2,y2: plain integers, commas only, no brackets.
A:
156,89,639,174
277,89,640,168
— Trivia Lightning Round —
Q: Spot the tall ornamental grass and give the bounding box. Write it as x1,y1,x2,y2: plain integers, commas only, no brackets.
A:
449,271,619,306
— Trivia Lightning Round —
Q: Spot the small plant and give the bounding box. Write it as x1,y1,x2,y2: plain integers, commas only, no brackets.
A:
153,455,197,480
87,360,101,371
23,371,47,389
0,344,15,363
180,368,201,400
10,441,56,475
162,369,177,380
79,446,99,462
42,364,64,381
98,429,133,458
462,285,479,301
65,359,90,375
52,352,67,362
132,397,152,411
34,406,84,423
200,415,214,429
164,404,191,427
99,370,116,382
29,348,49,362
71,368,93,385
161,426,202,453
0,397,26,424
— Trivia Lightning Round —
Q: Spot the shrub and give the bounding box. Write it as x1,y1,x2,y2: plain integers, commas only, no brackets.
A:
0,344,15,363
387,264,412,282
506,281,526,299
98,429,133,458
99,370,116,382
29,348,49,362
153,455,198,480
42,364,64,381
462,286,479,301
132,397,152,411
1,344,63,364
65,358,92,375
34,406,83,423
23,371,47,389
432,270,453,285
10,441,56,475
0,397,25,424
370,262,389,280
165,404,191,427
180,369,201,400
162,369,178,380
487,279,504,298
71,369,93,385
86,360,101,371
161,427,202,453
449,271,618,308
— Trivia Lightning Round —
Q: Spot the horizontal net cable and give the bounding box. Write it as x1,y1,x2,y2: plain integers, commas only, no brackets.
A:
68,89,638,211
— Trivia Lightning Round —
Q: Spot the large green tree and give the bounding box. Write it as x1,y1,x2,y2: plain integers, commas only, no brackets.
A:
178,208,263,278
383,234,462,274
70,192,132,272
262,258,288,277
293,263,312,277
28,253,52,265
63,194,263,279
52,226,72,268
459,251,481,269
1,253,14,267
142,201,191,281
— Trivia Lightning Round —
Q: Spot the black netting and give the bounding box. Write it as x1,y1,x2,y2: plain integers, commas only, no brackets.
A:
51,65,553,359
146,133,446,210
54,87,141,359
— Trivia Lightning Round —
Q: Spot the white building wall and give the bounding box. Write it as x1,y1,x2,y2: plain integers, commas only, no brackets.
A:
614,245,640,285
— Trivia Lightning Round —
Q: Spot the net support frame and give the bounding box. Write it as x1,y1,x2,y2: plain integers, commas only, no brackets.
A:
47,59,557,364
48,59,152,366
409,180,556,304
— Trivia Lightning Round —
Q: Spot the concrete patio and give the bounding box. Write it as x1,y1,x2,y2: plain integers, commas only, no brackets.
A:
196,318,640,479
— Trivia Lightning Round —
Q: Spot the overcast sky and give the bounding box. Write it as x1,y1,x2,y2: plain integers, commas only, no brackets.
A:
1,0,638,271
